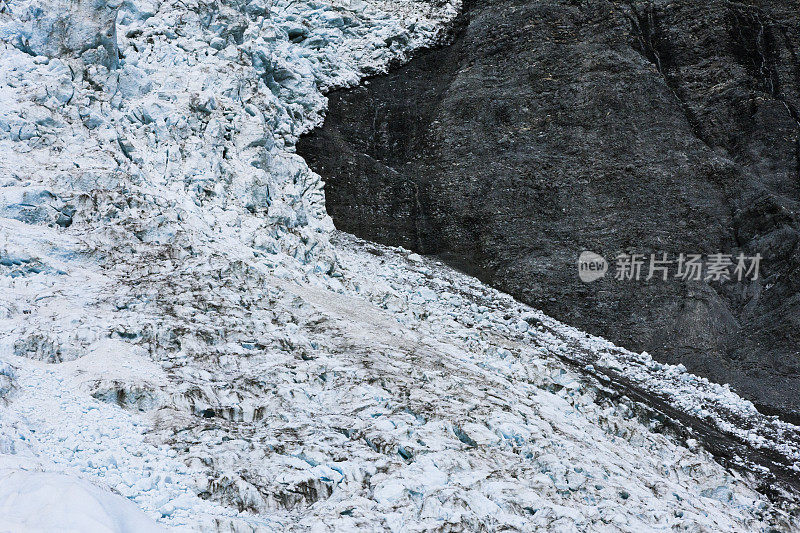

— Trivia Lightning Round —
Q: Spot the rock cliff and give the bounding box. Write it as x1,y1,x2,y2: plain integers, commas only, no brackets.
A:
299,0,800,422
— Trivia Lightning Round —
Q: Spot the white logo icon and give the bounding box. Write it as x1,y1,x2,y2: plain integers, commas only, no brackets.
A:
578,251,607,282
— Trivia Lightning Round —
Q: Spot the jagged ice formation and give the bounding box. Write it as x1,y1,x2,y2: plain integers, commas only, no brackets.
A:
0,0,798,531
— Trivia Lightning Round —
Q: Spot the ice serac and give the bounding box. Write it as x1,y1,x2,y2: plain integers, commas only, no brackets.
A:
7,0,121,67
1,0,799,530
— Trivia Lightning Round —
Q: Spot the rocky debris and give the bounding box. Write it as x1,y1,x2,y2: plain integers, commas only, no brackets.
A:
298,0,800,423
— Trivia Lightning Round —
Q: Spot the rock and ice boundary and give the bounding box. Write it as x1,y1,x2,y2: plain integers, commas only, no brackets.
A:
0,0,798,530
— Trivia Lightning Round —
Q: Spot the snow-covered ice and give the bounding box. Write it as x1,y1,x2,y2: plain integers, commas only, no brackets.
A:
0,470,166,532
0,0,798,530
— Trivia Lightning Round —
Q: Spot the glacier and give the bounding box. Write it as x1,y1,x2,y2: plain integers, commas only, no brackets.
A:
0,0,798,530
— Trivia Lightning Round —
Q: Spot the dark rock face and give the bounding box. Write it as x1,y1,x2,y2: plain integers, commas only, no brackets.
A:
297,0,800,421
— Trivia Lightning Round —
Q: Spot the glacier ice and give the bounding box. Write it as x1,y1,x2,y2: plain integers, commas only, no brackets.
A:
0,0,798,530
2,0,121,68
0,469,166,533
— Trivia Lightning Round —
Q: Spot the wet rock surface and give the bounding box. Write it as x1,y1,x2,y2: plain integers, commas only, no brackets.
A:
298,0,800,422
